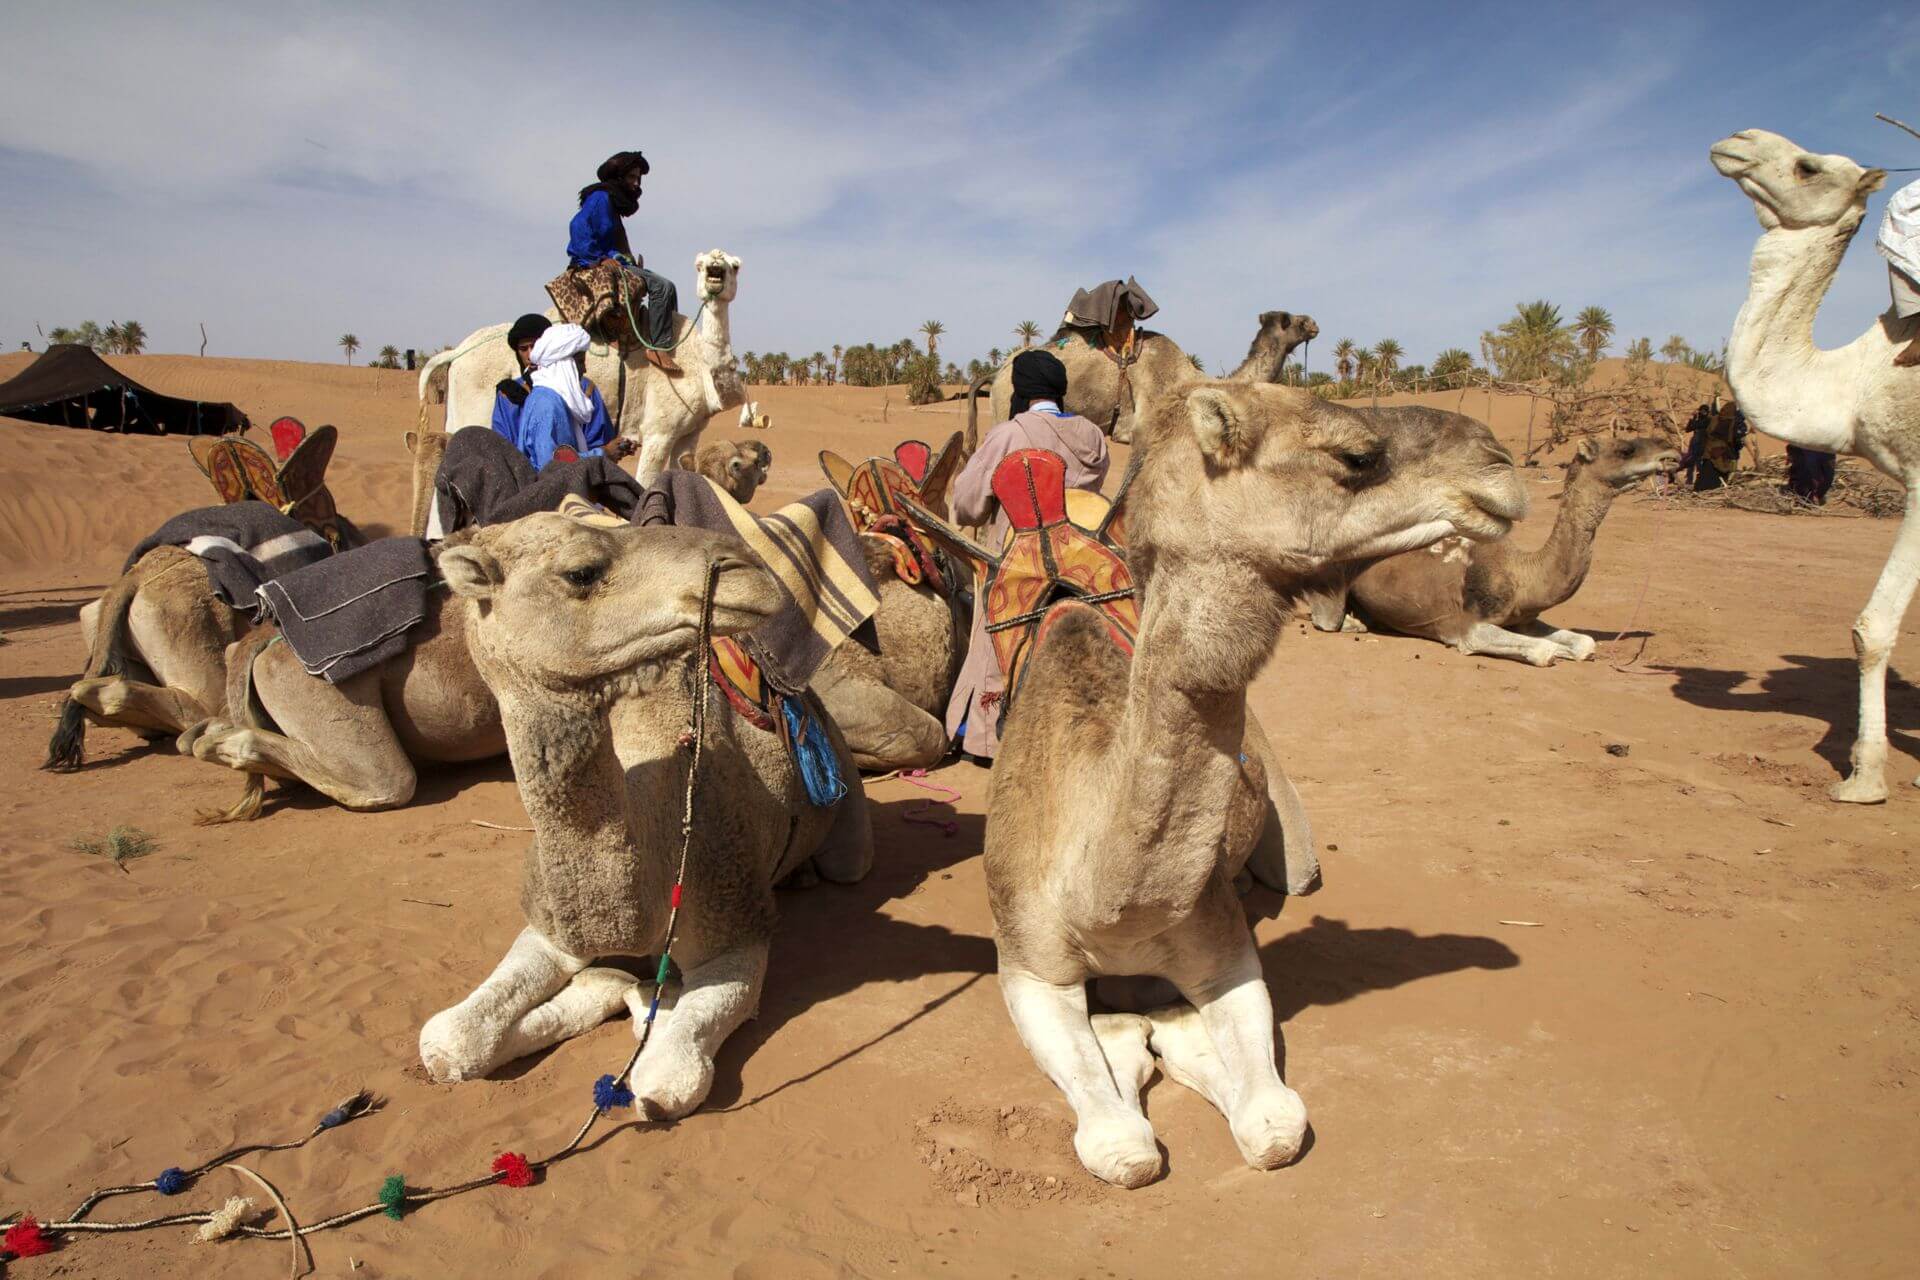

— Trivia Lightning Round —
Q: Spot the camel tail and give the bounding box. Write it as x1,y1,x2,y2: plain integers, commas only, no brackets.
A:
194,630,279,825
43,567,143,771
415,346,458,404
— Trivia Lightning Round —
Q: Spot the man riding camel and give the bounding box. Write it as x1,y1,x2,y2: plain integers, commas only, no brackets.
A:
1061,276,1158,359
557,150,682,375
1878,178,1920,368
943,350,1109,762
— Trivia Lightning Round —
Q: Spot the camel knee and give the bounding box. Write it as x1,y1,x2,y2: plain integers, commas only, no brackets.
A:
1851,614,1896,667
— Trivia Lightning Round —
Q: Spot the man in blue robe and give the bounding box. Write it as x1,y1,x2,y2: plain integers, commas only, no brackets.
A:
568,150,681,374
491,313,618,452
514,324,633,471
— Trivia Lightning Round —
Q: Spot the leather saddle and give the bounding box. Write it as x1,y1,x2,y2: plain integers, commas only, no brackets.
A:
819,431,965,592
189,416,353,547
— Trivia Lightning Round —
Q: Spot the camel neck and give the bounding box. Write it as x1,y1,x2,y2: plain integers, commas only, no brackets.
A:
1727,221,1860,450
500,688,634,868
1511,468,1615,616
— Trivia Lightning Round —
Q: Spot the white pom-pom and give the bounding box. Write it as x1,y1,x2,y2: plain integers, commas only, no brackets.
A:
196,1195,255,1242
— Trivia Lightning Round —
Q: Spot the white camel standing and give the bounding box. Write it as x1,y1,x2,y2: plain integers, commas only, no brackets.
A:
419,250,746,483
1711,129,1919,803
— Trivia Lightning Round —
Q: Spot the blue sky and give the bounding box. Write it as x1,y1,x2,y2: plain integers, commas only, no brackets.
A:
2,1,1914,373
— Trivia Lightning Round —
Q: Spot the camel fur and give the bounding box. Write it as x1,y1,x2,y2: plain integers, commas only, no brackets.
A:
45,546,247,770
414,514,871,1116
419,250,746,484
1711,129,1920,802
1324,434,1678,665
970,310,1318,450
982,381,1525,1187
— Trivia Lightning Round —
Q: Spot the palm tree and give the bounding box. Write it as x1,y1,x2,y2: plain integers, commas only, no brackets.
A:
1014,320,1041,349
830,344,843,384
988,347,1002,367
338,333,360,365
1332,338,1357,385
919,320,945,360
1482,301,1576,381
75,321,107,351
1373,338,1403,386
1431,348,1475,385
377,344,401,368
1573,306,1615,364
1660,334,1691,364
1188,352,1205,372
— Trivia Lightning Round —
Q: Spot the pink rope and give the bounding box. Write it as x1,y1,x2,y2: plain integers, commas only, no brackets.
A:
890,768,960,837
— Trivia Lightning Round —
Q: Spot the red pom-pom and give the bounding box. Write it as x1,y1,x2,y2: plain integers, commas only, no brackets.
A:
492,1152,535,1188
4,1214,53,1258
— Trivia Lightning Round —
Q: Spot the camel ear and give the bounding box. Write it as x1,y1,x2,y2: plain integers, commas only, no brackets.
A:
1575,438,1599,463
1860,168,1888,197
404,430,419,454
676,451,694,470
1186,387,1259,465
439,544,503,600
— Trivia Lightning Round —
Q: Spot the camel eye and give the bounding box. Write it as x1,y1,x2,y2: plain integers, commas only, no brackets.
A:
562,563,606,590
1339,449,1381,473
1795,158,1819,178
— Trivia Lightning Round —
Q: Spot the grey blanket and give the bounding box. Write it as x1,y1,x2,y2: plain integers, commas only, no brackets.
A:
256,536,435,684
1061,276,1159,333
125,502,330,614
634,471,879,688
431,427,642,535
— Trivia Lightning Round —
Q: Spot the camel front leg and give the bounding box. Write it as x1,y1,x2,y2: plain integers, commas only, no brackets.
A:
623,941,768,1120
1519,620,1597,661
419,926,612,1082
999,968,1161,1187
1457,621,1565,667
1833,499,1920,803
1158,892,1308,1171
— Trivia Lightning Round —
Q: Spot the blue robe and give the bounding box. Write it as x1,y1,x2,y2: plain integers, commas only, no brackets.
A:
494,375,611,456
568,190,624,269
514,381,614,472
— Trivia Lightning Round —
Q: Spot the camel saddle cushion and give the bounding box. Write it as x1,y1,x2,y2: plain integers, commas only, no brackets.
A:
819,433,965,594
984,448,1139,696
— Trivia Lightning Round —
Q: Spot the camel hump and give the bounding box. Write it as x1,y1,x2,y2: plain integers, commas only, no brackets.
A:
991,449,1070,531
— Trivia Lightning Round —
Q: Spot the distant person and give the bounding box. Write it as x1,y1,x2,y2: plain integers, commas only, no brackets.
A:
1679,402,1713,487
561,150,681,374
1060,277,1158,358
943,350,1109,762
513,323,633,471
1785,444,1836,504
490,314,615,455
1876,177,1920,367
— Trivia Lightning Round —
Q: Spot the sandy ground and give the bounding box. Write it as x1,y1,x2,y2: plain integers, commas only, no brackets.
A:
1,355,1916,1278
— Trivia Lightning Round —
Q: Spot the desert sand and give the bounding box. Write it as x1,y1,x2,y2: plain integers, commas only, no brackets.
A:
2,353,1916,1278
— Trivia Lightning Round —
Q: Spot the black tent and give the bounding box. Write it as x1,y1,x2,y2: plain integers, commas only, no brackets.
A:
0,344,244,436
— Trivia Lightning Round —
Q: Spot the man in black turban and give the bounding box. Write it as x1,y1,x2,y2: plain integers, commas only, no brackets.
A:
1009,348,1070,415
563,150,681,373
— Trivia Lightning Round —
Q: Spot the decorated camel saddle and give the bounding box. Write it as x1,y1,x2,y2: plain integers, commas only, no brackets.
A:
819,431,966,593
897,447,1139,704
189,416,356,548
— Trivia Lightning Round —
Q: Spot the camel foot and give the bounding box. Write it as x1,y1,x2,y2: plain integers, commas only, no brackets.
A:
1564,634,1597,662
626,1033,714,1120
1228,1084,1309,1170
419,1007,488,1084
1829,770,1889,805
1072,1110,1161,1189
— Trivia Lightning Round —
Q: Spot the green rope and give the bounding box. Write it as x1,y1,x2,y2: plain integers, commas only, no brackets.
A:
616,265,706,354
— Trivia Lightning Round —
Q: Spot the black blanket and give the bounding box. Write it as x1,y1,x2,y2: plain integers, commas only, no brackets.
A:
124,502,331,614
256,536,435,684
431,428,642,534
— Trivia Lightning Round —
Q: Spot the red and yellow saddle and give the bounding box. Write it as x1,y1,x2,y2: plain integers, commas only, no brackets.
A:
188,416,353,547
819,432,965,593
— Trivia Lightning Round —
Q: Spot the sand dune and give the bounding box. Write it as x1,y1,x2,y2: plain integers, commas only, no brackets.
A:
1,357,1915,1277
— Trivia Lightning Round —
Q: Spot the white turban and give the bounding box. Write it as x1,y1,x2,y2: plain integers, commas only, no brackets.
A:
1877,178,1920,285
529,323,593,426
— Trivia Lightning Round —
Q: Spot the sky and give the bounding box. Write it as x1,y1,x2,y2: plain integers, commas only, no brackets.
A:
2,1,1915,375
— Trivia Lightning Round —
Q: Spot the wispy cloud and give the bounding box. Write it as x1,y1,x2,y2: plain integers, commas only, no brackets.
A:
0,0,1908,369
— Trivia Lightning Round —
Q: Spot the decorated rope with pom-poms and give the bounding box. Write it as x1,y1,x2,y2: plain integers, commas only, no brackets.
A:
0,563,722,1262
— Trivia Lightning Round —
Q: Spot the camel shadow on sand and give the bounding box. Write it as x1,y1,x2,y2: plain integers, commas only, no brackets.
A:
1660,655,1920,778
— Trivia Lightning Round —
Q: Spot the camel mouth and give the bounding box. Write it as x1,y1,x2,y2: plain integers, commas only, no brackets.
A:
1709,140,1756,178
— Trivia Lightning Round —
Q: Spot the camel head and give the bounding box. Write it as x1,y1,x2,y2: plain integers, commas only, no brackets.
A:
1567,434,1680,489
1710,130,1885,232
438,513,777,693
1229,311,1320,382
679,439,773,504
1136,384,1527,579
1262,310,1319,347
694,249,743,304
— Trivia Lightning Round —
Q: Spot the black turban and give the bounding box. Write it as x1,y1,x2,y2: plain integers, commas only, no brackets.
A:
596,150,650,184
507,314,550,349
1009,350,1068,416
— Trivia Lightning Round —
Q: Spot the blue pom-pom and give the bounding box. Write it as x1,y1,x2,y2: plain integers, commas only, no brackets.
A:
319,1107,349,1129
155,1166,188,1195
593,1073,634,1112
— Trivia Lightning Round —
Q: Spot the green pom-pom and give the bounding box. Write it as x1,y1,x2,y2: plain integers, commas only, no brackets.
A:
379,1174,406,1220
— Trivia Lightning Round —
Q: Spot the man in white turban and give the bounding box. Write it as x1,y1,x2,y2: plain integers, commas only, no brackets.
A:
1876,178,1920,368
514,323,634,469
